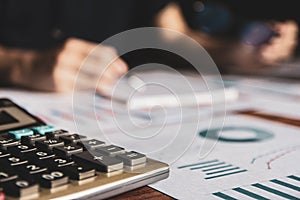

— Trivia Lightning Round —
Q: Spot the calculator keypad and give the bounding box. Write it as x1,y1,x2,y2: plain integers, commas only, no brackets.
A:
17,163,47,175
77,139,105,150
96,145,125,156
35,139,64,151
21,134,47,145
60,134,87,144
0,150,10,158
53,144,83,156
2,155,28,167
0,169,18,183
37,170,68,188
0,138,20,150
72,150,124,172
0,126,149,199
60,164,95,180
116,151,147,166
3,178,39,197
7,144,37,156
8,129,34,140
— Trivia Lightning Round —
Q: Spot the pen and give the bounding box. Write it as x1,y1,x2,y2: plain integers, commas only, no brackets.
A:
127,74,146,92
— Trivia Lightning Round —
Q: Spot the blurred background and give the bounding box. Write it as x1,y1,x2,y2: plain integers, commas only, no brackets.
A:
156,0,300,78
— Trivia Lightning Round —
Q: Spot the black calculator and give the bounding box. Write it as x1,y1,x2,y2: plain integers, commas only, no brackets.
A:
0,98,169,200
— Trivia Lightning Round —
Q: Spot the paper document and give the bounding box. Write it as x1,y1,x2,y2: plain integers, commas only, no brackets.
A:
111,70,239,110
147,115,300,199
0,89,216,135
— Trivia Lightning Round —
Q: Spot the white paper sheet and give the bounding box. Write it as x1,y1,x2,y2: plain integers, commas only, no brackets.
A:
148,115,300,199
1,74,300,200
0,89,218,137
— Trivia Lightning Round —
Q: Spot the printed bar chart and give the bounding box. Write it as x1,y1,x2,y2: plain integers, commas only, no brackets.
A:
213,175,300,199
178,159,247,180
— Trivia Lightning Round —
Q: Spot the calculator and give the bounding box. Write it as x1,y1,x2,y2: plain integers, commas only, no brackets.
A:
0,98,169,200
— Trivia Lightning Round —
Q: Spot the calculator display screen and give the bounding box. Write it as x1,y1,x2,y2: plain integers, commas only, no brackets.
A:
0,102,39,132
0,110,19,125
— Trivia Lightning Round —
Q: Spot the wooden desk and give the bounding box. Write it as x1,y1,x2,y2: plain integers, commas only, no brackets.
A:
108,186,173,200
109,110,300,199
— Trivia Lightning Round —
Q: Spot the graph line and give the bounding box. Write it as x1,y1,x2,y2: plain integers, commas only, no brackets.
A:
267,147,300,169
250,145,300,168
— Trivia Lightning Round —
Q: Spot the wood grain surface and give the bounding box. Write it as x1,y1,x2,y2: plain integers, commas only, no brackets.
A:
107,186,174,200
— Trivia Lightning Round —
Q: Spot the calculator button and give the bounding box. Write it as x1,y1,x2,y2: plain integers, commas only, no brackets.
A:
53,144,83,156
48,156,75,168
21,134,47,145
36,170,68,188
26,150,55,162
31,125,56,135
17,163,48,175
7,144,37,156
1,155,28,167
96,145,125,157
0,138,20,150
59,164,96,180
45,129,69,139
8,129,34,140
116,151,147,166
0,169,18,184
72,151,123,172
77,139,105,150
0,150,10,158
60,134,87,144
35,139,64,150
2,178,39,198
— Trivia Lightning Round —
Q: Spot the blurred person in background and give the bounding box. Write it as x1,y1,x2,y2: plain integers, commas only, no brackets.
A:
159,0,299,74
0,0,298,95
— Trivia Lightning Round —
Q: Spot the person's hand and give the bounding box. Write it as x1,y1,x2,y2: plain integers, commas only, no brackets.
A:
259,20,298,64
7,38,128,95
53,38,128,95
223,20,299,74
